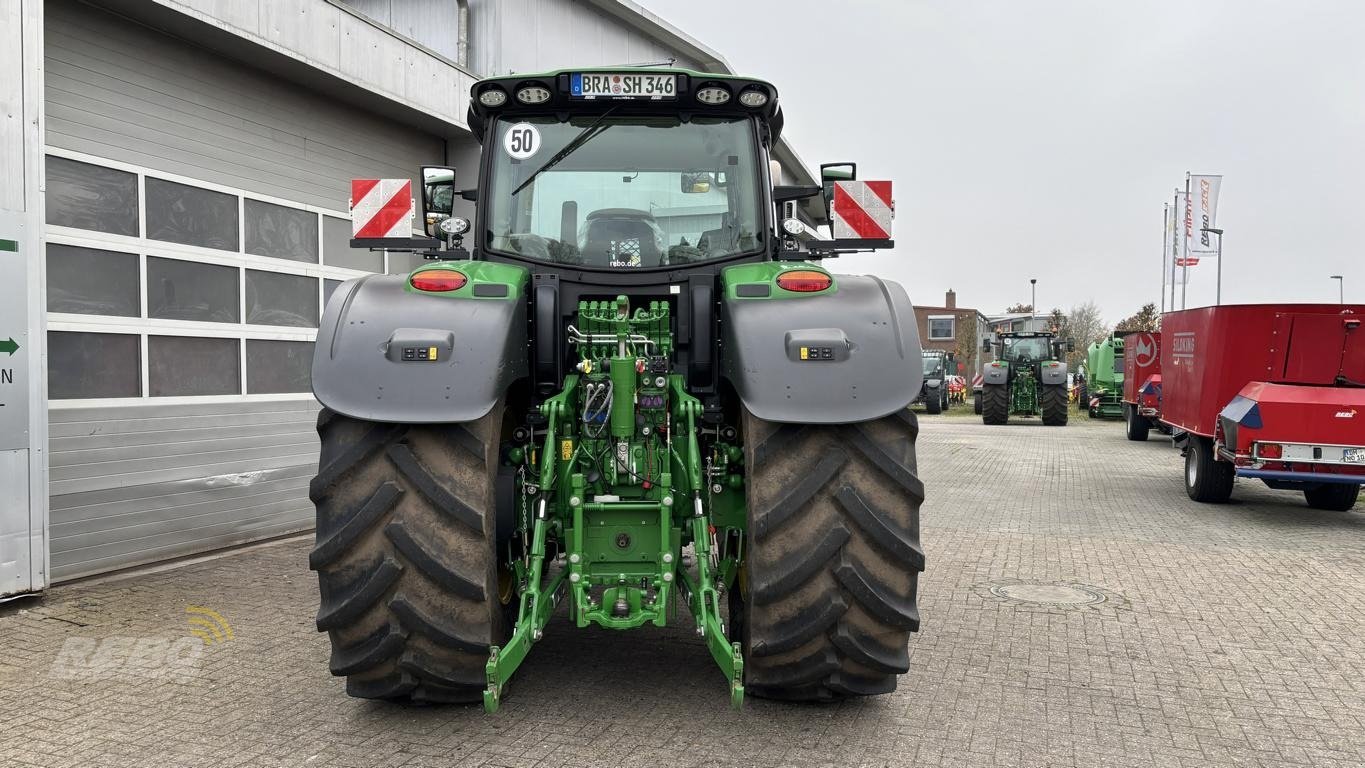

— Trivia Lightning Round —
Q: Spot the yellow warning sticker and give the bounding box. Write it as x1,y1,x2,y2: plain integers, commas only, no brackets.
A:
561,440,574,460
800,346,809,360
428,346,438,361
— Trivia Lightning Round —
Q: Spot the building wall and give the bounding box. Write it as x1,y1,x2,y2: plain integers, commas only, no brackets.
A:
46,2,453,213
338,0,461,62
42,0,455,580
0,0,49,597
467,0,700,76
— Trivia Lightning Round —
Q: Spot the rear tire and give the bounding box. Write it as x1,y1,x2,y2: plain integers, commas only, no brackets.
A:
924,389,941,414
1040,384,1068,426
735,408,924,701
1125,404,1150,441
981,383,1008,425
1304,484,1360,511
1184,436,1234,503
309,406,505,704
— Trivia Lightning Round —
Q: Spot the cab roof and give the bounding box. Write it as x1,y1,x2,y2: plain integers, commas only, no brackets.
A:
998,331,1057,339
466,67,783,145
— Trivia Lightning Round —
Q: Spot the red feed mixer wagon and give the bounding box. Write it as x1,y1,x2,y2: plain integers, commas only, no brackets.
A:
1161,304,1365,510
1122,331,1163,441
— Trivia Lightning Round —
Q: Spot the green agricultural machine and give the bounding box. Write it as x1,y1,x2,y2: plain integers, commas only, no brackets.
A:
1084,333,1125,419
913,350,952,414
980,331,1071,426
307,68,926,712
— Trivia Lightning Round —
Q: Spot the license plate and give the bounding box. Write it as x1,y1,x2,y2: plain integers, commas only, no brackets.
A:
571,72,676,100
1344,448,1365,464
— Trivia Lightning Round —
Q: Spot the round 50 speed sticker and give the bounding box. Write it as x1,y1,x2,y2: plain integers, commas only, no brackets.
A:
503,123,541,160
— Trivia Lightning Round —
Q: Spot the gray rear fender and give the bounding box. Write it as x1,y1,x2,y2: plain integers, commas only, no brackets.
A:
1041,361,1068,386
721,274,923,424
983,363,1008,385
312,275,528,423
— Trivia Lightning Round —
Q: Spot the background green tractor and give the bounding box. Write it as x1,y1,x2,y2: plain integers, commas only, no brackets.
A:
1084,333,1125,419
914,350,952,414
307,68,926,712
980,331,1071,426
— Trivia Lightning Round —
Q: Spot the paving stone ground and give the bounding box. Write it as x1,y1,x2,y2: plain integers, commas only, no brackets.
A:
3,412,1364,768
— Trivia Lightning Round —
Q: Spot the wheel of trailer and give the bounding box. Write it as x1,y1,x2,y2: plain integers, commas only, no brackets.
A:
1124,404,1149,441
731,407,924,701
1184,436,1234,503
308,405,506,704
973,392,982,415
1304,483,1360,511
981,383,1008,425
1040,383,1068,426
924,390,941,414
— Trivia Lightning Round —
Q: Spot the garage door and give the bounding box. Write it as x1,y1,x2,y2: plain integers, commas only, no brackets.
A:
43,1,448,580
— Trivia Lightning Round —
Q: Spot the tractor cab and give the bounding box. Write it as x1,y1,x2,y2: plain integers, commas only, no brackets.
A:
987,331,1070,370
429,69,792,272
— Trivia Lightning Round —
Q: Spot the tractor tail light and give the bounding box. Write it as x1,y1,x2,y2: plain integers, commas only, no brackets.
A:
776,270,832,293
411,269,467,292
1257,442,1283,459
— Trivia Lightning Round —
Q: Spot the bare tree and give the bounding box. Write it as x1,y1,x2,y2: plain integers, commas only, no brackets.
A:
1053,301,1105,368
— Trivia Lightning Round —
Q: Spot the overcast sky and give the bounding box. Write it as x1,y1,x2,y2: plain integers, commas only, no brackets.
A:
638,0,1364,323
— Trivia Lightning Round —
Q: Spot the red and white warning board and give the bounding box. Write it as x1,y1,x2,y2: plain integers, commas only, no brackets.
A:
350,179,414,239
831,180,894,240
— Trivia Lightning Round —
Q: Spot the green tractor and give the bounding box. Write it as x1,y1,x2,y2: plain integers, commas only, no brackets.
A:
913,350,952,414
980,331,1071,426
307,68,926,712
1084,333,1125,419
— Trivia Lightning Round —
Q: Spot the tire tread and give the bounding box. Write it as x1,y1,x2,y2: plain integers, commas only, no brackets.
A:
741,408,924,701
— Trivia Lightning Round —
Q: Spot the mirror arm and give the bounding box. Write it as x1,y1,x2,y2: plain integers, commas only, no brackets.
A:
772,185,822,204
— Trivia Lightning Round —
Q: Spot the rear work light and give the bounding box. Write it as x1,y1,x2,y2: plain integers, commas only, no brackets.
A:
516,85,551,104
478,88,508,107
738,88,769,107
696,86,731,105
1257,442,1284,459
776,270,832,293
411,269,467,292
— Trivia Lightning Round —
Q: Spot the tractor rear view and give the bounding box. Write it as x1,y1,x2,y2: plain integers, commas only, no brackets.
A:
980,331,1071,426
306,68,927,712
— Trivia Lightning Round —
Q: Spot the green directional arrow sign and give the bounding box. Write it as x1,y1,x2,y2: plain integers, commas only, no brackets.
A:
0,338,17,356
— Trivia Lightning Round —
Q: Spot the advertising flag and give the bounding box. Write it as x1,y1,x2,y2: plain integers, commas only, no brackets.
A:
1173,191,1196,268
1165,201,1186,284
1189,174,1222,253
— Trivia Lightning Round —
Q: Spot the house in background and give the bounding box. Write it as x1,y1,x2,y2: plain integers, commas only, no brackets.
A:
913,290,991,377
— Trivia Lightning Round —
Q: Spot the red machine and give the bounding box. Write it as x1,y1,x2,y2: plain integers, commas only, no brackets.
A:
1160,304,1365,509
1122,331,1162,441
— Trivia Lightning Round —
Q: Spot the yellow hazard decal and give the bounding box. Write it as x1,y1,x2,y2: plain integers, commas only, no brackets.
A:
561,440,574,460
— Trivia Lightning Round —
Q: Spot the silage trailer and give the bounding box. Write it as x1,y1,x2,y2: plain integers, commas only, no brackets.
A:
1122,331,1162,441
1160,304,1365,509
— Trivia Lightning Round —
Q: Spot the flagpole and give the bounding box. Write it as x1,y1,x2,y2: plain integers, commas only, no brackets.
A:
1181,173,1190,309
1160,204,1169,315
1170,189,1179,312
